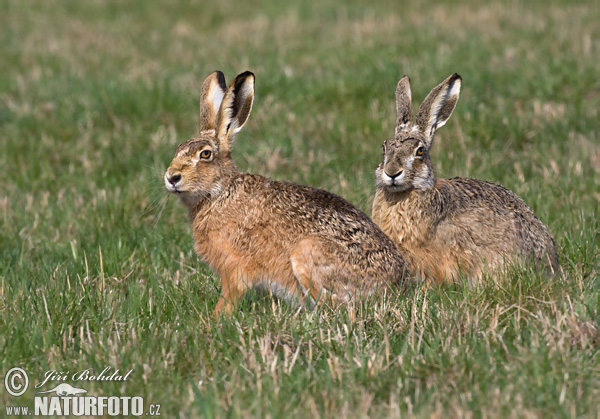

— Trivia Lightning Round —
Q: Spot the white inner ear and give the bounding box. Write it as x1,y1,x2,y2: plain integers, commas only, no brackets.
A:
210,87,225,116
239,77,254,99
230,81,254,135
428,95,446,134
448,79,461,98
434,80,461,131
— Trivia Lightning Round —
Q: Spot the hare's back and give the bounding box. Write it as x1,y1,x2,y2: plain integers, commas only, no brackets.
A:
253,175,394,242
437,177,557,263
235,174,406,274
441,177,547,222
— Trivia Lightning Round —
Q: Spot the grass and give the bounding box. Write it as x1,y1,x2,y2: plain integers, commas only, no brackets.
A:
1,0,598,417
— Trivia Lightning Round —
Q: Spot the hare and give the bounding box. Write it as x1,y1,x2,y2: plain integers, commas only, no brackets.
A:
372,73,559,283
164,70,408,315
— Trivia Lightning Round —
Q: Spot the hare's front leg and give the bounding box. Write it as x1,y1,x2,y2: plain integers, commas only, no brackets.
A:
214,273,246,316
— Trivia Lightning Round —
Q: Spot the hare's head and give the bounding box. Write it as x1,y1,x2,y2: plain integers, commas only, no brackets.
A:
164,71,254,206
376,73,461,193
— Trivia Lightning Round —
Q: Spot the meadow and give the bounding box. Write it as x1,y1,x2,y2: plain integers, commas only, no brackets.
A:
1,0,598,417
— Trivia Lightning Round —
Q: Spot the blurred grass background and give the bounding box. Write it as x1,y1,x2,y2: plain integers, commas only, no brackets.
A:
1,0,598,417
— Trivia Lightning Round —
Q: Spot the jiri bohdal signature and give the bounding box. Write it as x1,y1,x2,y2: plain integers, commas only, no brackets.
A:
35,367,134,389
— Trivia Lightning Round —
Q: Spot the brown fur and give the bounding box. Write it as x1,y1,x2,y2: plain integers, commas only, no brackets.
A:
165,71,408,315
373,74,559,283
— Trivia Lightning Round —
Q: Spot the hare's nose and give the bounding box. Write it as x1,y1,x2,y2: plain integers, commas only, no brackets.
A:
385,170,403,180
168,174,182,185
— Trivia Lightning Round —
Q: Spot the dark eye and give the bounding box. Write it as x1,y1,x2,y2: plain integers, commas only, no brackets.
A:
199,149,212,159
416,146,424,157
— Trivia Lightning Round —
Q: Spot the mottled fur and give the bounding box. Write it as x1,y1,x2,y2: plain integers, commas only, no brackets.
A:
373,74,559,283
165,71,408,314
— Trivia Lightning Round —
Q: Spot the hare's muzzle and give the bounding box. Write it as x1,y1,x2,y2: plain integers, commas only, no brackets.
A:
381,169,404,186
164,171,182,193
385,170,403,181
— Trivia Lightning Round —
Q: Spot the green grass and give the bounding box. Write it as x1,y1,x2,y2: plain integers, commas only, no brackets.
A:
1,0,598,417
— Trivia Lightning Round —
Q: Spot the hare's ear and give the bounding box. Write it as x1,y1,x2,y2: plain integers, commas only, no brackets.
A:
415,73,461,148
199,71,227,132
395,76,413,135
216,71,255,153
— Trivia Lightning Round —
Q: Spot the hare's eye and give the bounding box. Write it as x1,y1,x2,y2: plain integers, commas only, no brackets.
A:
199,149,212,159
416,147,424,157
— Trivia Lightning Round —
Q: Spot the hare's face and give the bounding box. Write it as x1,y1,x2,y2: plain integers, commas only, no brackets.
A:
163,70,255,208
375,131,434,192
164,133,233,205
377,73,461,193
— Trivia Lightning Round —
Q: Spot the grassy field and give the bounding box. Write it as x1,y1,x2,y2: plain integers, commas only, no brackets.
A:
1,0,598,417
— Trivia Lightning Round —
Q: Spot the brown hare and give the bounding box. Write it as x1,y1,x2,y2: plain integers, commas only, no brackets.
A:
372,73,559,283
165,70,408,315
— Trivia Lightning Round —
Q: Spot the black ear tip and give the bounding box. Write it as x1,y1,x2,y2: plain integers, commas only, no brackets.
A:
232,71,255,89
451,73,462,82
215,71,227,87
239,70,255,80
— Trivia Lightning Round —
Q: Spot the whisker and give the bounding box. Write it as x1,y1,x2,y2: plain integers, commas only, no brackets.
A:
139,161,173,229
150,194,169,230
142,191,167,217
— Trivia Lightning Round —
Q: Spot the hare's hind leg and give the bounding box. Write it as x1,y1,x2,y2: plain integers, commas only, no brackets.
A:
290,237,351,306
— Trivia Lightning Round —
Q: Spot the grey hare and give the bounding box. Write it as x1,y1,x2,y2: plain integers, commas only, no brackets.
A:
372,74,559,283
